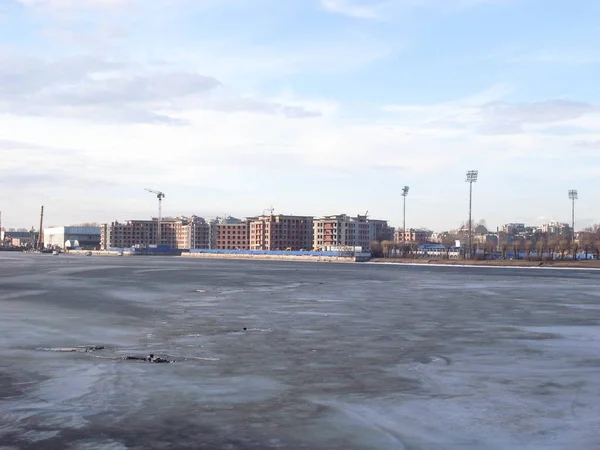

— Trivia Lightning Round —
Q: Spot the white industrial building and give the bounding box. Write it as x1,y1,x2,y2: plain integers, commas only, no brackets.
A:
43,226,101,250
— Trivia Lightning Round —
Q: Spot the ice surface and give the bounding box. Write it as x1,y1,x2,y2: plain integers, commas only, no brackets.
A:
1,254,599,449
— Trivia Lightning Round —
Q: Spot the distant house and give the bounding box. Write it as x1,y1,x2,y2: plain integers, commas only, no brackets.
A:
474,224,488,235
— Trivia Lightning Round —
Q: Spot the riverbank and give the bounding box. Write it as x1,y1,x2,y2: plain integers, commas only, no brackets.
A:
181,252,357,263
369,258,600,268
63,250,358,262
66,250,131,256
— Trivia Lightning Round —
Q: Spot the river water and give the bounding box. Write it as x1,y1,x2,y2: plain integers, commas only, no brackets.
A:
0,254,599,449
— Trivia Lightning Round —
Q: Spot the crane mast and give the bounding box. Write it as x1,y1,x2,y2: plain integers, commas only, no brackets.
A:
144,189,165,246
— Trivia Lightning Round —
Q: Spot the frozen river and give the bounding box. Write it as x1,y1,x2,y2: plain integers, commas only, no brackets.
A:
1,254,599,449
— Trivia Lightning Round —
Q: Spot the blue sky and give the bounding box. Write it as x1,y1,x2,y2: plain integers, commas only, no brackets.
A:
1,0,599,230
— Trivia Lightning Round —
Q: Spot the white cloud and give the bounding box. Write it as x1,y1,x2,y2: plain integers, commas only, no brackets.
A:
320,0,387,19
384,87,598,135
320,0,507,19
17,0,135,7
489,47,600,66
0,54,321,123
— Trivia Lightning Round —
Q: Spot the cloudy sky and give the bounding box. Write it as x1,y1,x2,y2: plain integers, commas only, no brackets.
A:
1,0,599,230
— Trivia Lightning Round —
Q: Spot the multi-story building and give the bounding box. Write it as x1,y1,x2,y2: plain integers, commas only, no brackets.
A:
211,216,249,250
541,222,570,235
101,216,210,249
313,214,393,250
249,214,313,250
394,228,433,243
502,223,526,235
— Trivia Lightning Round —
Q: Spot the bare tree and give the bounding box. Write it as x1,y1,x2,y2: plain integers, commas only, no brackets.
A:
484,241,496,259
500,236,509,260
512,239,522,260
370,241,383,258
381,240,393,258
546,236,560,260
579,232,592,260
524,240,534,260
558,239,570,260
594,240,600,260
571,241,579,260
535,237,545,260
72,222,101,227
441,234,457,259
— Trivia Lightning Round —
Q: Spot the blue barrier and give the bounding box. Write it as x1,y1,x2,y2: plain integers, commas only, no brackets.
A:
187,249,349,257
104,248,357,257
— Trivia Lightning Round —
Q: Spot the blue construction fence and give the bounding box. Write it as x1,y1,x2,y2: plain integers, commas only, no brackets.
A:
106,246,177,254
188,249,350,257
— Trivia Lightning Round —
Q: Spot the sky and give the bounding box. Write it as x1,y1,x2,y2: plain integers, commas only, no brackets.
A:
0,0,599,231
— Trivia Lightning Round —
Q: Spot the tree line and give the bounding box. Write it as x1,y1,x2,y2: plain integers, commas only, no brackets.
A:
371,224,600,260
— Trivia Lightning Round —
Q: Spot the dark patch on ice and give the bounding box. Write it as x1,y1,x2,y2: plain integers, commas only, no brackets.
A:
430,355,452,365
0,371,24,400
36,346,106,353
0,411,299,450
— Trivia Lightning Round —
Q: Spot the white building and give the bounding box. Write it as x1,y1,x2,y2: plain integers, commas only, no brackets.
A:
44,226,101,250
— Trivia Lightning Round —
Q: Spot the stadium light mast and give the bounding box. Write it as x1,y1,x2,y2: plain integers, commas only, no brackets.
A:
465,170,479,259
568,189,578,242
402,186,409,242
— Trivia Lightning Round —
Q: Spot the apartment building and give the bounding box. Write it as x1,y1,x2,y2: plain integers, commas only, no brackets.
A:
502,223,526,235
211,216,249,250
249,214,313,250
101,216,210,249
394,228,433,243
541,222,570,235
313,214,394,250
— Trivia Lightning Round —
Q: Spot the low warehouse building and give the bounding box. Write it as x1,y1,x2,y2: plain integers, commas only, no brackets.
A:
43,226,101,250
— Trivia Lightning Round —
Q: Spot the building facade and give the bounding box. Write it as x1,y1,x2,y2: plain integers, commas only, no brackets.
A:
249,214,313,250
541,222,570,235
394,228,433,243
101,216,210,249
1,230,34,247
502,223,526,235
211,216,249,250
313,214,394,250
44,226,101,250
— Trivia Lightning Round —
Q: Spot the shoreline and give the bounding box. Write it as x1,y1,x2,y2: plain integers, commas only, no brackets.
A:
33,251,600,269
369,258,600,269
64,249,357,263
181,252,357,263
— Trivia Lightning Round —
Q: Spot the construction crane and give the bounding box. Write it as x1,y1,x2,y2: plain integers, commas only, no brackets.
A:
145,188,165,246
36,206,44,250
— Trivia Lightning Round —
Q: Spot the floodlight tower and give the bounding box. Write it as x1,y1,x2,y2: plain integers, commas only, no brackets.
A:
568,189,578,242
402,186,409,241
465,170,479,259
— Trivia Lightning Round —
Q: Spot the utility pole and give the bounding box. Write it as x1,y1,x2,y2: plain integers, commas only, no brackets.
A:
402,186,409,242
568,189,578,242
465,170,478,259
